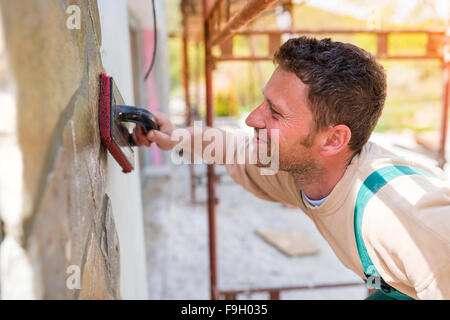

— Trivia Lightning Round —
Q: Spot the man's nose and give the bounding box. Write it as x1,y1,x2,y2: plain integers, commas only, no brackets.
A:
245,106,265,129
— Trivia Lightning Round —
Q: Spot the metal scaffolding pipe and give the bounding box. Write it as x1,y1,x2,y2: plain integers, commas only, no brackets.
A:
213,55,443,62
219,282,366,297
181,1,192,127
203,0,219,300
181,0,198,203
439,63,450,167
233,28,446,35
206,0,222,21
209,0,279,47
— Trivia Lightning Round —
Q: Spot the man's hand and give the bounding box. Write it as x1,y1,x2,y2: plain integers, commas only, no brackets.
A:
132,111,177,150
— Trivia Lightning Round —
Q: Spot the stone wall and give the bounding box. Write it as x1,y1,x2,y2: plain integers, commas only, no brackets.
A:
0,0,121,299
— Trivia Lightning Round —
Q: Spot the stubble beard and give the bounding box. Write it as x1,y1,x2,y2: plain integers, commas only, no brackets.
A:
252,127,319,177
279,132,322,184
282,157,321,185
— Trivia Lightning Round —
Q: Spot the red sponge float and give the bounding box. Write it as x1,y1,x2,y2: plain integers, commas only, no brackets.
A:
98,73,159,173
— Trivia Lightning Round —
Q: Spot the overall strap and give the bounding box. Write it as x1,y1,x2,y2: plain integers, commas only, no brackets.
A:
354,165,436,300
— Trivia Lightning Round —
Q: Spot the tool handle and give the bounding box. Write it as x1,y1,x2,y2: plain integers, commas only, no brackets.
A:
116,105,160,146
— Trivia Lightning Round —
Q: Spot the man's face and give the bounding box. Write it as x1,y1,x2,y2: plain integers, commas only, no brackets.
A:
245,67,320,174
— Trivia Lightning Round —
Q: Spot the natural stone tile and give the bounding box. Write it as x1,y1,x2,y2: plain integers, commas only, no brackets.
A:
0,0,120,299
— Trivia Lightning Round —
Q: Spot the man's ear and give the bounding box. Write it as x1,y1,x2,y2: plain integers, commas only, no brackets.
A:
319,125,351,156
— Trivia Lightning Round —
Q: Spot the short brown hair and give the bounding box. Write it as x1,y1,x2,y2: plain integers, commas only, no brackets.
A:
274,36,386,152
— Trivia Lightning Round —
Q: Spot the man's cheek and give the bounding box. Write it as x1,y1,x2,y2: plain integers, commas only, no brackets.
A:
276,136,288,151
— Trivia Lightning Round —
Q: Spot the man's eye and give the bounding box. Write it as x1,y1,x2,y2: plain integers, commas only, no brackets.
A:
270,106,280,116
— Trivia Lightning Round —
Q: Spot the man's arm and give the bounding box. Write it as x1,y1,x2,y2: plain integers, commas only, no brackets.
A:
132,111,228,164
133,111,299,207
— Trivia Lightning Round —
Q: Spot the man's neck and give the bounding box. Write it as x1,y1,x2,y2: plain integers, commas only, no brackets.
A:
292,153,355,201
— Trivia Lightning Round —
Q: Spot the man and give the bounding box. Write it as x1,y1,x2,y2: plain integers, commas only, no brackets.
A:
133,37,450,300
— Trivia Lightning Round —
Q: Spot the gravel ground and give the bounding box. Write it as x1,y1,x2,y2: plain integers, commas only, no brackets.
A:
141,128,447,300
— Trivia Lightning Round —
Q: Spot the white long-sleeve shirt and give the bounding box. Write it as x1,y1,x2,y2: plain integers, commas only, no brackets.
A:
226,141,450,299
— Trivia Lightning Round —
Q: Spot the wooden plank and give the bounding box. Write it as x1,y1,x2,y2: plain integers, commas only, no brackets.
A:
255,229,319,257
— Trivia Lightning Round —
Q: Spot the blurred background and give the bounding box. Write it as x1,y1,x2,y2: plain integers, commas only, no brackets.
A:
168,0,449,137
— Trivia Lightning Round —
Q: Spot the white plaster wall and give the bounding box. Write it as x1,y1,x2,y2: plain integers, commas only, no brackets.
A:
97,0,149,299
128,0,171,169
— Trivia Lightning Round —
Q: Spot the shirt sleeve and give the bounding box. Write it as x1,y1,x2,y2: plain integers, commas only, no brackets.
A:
224,136,300,207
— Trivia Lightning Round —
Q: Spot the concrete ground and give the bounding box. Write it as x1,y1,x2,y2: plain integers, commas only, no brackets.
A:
141,117,448,300
143,163,368,300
